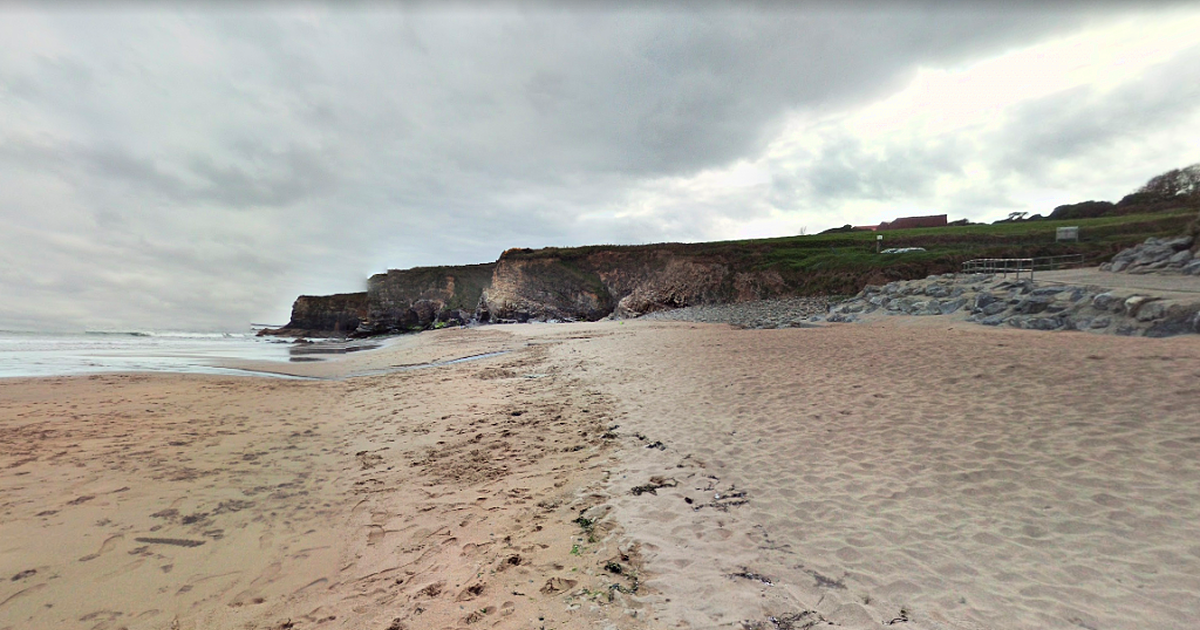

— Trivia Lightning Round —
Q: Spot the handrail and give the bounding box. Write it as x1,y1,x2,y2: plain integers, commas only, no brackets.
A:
962,258,1034,279
960,254,1086,280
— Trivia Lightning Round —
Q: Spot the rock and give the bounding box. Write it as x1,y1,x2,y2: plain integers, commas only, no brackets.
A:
1168,249,1194,266
940,297,967,315
1135,300,1170,322
680,268,1200,339
1092,292,1121,311
982,301,1009,316
1012,296,1052,315
1163,235,1195,250
1030,286,1067,296
1133,245,1174,264
925,284,953,298
1023,316,1064,331
1184,260,1200,276
1105,233,1197,275
358,263,496,334
260,292,369,337
1146,306,1200,337
974,291,997,311
1123,295,1155,318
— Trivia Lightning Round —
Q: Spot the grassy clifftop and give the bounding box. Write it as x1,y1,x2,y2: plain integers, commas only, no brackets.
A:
502,207,1197,297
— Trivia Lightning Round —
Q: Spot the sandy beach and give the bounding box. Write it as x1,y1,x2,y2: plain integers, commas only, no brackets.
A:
3,318,1200,629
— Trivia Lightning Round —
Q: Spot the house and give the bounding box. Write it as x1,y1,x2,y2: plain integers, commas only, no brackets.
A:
876,214,947,231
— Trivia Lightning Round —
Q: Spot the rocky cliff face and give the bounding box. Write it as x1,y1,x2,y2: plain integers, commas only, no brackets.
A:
269,243,945,336
479,254,613,322
258,292,368,337
355,263,496,335
477,246,799,323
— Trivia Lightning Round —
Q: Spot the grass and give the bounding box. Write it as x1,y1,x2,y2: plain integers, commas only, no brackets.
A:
501,207,1196,298
748,209,1196,270
510,208,1194,271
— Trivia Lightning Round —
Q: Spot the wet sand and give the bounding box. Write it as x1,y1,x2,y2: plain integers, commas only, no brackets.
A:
3,319,1200,629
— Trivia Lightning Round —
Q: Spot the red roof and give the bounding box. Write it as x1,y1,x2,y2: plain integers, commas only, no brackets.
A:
877,214,947,231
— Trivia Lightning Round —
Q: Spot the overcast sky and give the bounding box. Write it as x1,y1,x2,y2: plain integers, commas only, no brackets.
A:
2,2,1199,331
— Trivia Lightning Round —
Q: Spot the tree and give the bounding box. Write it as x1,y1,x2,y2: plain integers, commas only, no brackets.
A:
1137,163,1200,198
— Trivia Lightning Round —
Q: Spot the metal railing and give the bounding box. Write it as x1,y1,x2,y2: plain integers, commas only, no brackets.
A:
962,257,1034,279
1031,254,1087,271
960,254,1086,280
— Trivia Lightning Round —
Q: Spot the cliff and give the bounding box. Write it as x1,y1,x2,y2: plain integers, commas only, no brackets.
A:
479,246,799,322
258,292,368,337
265,243,991,336
354,263,496,335
266,205,1196,337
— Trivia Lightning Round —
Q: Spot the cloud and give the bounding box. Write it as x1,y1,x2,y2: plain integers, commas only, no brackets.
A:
0,3,1197,330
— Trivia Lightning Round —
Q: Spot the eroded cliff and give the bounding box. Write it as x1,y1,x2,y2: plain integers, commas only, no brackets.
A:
355,263,496,335
269,241,949,336
258,292,368,337
478,246,798,322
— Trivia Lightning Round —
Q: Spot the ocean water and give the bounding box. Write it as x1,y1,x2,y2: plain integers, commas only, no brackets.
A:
0,330,305,379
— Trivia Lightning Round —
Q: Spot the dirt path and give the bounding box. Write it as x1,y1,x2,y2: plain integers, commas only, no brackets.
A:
1036,268,1200,297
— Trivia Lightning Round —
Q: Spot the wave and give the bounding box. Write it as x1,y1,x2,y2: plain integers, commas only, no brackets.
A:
81,330,253,340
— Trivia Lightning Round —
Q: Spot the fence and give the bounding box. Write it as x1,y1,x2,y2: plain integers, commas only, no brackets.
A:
960,254,1086,280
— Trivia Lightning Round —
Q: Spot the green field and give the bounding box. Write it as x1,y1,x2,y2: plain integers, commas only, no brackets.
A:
750,209,1196,273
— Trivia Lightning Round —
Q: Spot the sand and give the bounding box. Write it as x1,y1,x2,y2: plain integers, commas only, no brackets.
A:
3,318,1200,629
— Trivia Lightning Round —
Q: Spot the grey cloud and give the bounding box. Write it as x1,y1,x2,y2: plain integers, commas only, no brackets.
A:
0,4,1192,331
772,131,966,208
995,42,1200,179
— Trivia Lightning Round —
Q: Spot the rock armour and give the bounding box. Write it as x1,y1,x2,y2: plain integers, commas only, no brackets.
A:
823,273,1200,337
1099,235,1199,275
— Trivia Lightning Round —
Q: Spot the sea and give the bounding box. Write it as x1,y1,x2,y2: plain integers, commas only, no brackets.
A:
0,329,308,379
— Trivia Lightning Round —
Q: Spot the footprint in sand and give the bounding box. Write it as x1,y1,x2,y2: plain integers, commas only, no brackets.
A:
366,525,386,546
0,583,47,609
247,561,283,589
79,534,123,562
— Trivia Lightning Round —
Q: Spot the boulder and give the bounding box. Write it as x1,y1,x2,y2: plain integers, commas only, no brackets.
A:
939,297,967,315
1122,295,1155,318
1092,292,1121,311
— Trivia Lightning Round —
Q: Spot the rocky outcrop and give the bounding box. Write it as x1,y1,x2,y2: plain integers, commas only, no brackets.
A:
355,263,496,335
478,255,614,323
477,247,797,323
1099,235,1198,275
824,273,1200,337
258,292,369,337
